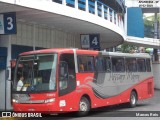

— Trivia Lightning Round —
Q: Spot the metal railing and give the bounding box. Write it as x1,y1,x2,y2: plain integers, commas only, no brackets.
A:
126,36,160,47
51,0,125,30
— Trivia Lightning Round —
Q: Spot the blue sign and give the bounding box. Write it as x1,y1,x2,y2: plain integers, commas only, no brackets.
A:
81,34,100,50
90,34,100,49
0,12,16,35
127,8,144,38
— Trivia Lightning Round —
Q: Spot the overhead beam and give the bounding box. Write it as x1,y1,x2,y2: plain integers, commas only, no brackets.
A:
142,8,160,13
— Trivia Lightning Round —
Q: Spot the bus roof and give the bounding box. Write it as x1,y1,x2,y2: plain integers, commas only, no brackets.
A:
100,51,151,58
19,48,151,58
19,48,75,56
19,48,98,56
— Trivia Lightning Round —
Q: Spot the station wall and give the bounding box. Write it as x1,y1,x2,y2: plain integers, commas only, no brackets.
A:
11,21,79,49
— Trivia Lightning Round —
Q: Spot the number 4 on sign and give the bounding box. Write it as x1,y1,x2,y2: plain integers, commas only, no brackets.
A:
92,37,98,45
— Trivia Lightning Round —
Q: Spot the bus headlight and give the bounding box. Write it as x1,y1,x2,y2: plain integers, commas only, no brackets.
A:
12,99,18,103
44,98,55,103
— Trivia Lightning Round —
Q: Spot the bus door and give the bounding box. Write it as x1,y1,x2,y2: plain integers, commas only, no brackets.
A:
58,53,77,111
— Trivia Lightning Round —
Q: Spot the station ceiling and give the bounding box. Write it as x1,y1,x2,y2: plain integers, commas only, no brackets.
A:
0,1,124,49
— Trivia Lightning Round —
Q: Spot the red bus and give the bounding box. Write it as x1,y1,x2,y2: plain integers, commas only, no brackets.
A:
12,48,154,116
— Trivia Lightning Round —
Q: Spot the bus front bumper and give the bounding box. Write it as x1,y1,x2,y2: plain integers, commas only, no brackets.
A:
12,102,59,113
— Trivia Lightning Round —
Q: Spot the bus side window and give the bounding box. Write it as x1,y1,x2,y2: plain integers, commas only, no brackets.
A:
105,57,111,72
137,59,146,72
96,57,111,72
112,57,125,72
78,56,94,72
146,59,151,72
126,58,137,72
96,57,105,72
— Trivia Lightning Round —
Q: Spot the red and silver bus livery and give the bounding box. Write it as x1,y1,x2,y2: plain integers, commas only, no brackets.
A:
12,48,154,115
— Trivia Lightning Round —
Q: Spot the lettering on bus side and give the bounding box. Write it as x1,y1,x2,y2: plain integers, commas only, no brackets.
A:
110,74,125,83
108,72,140,83
126,72,140,82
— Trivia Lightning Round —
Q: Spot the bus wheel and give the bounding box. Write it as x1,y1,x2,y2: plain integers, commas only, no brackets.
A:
77,97,90,116
129,91,137,108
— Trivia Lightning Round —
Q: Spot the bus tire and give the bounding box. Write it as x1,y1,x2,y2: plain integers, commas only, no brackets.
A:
129,91,137,108
77,97,90,116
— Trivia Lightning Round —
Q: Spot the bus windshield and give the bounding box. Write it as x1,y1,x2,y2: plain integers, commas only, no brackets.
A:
13,54,57,93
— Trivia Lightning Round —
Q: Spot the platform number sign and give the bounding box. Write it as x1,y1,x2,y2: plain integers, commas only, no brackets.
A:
90,34,100,49
0,12,16,35
81,34,100,50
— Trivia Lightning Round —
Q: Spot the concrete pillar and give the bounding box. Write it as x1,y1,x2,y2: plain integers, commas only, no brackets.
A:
153,12,159,62
6,35,12,110
124,8,127,35
33,24,36,51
